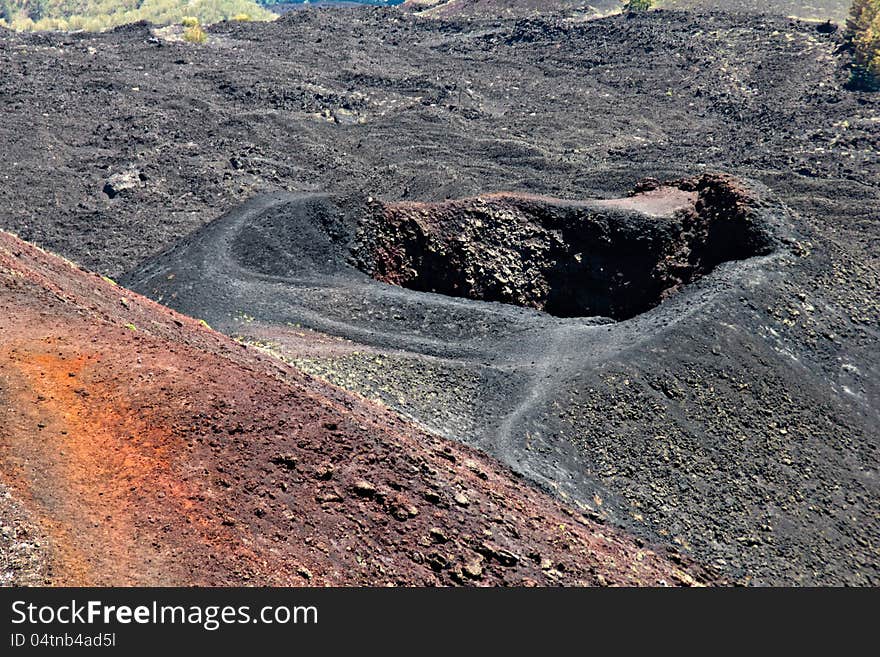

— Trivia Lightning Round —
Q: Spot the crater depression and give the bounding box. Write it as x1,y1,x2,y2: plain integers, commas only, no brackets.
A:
353,174,775,320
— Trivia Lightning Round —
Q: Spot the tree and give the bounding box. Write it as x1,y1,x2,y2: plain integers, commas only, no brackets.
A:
27,0,48,21
0,0,13,22
847,1,880,89
0,0,277,31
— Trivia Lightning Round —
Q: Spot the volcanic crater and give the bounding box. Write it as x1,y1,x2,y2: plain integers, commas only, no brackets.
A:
353,174,777,320
125,174,788,345
122,172,793,551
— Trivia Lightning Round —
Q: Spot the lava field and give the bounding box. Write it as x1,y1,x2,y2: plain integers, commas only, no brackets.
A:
0,4,878,586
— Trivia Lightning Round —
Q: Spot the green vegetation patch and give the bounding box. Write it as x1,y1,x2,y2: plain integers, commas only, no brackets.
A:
847,0,880,89
0,0,275,32
182,17,207,43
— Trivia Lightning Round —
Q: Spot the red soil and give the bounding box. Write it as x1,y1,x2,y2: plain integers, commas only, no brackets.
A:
0,231,714,586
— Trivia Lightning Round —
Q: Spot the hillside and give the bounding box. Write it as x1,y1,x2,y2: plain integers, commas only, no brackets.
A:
0,0,854,30
0,228,711,586
402,1,851,22
662,1,851,23
402,1,621,17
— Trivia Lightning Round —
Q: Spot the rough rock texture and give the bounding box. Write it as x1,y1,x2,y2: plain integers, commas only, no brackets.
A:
402,1,621,18
402,1,849,22
0,482,50,586
353,175,775,320
661,2,850,24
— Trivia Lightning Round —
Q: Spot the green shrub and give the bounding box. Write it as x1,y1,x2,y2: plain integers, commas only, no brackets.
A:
183,21,207,43
623,0,653,12
0,1,276,32
181,15,199,27
0,0,14,22
847,0,880,90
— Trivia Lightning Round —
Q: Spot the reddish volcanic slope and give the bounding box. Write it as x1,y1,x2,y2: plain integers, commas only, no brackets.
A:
0,231,712,586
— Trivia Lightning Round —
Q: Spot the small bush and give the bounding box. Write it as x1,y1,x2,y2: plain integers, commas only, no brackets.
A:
847,0,880,90
232,13,251,21
623,0,653,11
181,15,199,28
0,0,13,23
183,22,207,44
